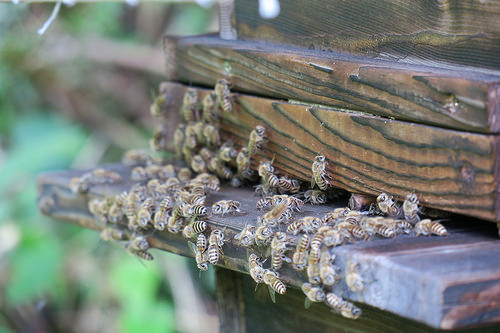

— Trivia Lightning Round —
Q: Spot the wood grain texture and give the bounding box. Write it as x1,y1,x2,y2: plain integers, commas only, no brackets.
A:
164,35,500,133
159,82,500,222
233,0,500,71
37,165,500,329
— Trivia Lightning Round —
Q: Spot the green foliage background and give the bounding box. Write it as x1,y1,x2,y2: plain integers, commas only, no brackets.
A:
0,2,217,332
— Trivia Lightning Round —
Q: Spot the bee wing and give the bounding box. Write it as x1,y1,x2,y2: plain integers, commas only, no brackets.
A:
304,297,313,310
188,241,197,256
268,285,277,304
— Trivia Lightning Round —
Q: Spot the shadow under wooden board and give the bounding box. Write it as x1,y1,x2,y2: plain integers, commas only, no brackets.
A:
157,82,500,222
230,0,500,71
164,35,500,133
37,165,500,330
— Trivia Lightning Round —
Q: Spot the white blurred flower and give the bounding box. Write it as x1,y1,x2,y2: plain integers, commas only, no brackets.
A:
259,0,280,19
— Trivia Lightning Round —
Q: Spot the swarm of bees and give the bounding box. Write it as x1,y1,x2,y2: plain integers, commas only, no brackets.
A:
83,81,449,321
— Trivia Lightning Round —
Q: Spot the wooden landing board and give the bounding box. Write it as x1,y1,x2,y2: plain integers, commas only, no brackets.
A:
164,35,500,133
159,82,500,222
231,0,500,71
37,165,500,329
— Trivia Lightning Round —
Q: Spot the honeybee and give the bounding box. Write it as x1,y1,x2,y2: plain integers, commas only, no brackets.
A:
255,225,273,246
173,124,186,158
215,78,232,112
258,160,280,189
199,147,215,164
191,154,207,173
218,141,238,163
126,246,154,261
212,200,241,215
263,269,286,303
192,121,205,144
310,232,325,250
181,88,199,122
124,191,137,226
202,92,219,123
324,292,345,313
192,173,220,192
258,198,290,227
150,93,165,117
374,223,396,238
248,253,266,284
107,201,124,224
391,219,413,234
311,154,331,190
278,177,301,194
337,221,368,240
307,260,321,285
403,193,420,224
208,229,225,265
236,148,254,179
100,227,128,241
188,205,209,218
126,235,153,261
304,190,327,205
287,217,320,235
256,197,274,211
319,252,339,286
348,193,375,211
69,175,90,194
165,177,181,193
178,167,192,183
122,149,151,166
185,124,199,149
323,228,351,247
292,234,310,270
376,193,402,217
137,198,154,228
325,293,361,319
131,166,147,181
415,219,447,236
346,261,364,292
150,124,168,152
89,168,122,184
88,197,109,223
321,207,350,225
153,201,169,231
190,233,208,271
247,125,266,156
203,123,221,148
234,225,256,247
270,232,290,270
146,178,160,193
182,144,193,166
182,221,207,239
301,283,325,309
217,162,234,180
167,211,184,234
284,196,304,212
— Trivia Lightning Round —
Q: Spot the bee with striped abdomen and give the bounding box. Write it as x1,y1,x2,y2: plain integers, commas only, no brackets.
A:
212,200,241,216
125,235,153,261
181,88,199,122
215,79,232,112
346,261,364,292
270,232,290,271
247,125,266,156
292,234,310,270
278,176,301,194
191,154,207,174
263,269,286,303
376,193,402,217
415,219,447,236
311,154,331,190
255,225,273,246
137,197,155,228
202,123,221,148
248,253,266,284
403,193,420,224
190,233,209,271
100,227,129,242
202,92,219,123
320,252,339,286
234,225,256,247
208,229,225,265
173,124,186,158
131,166,147,182
302,283,325,309
304,190,327,205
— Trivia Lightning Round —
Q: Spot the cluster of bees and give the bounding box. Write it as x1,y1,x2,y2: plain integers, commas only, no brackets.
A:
81,80,448,320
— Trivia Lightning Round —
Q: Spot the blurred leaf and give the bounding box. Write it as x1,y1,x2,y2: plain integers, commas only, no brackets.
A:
166,4,214,36
6,233,64,305
119,300,175,333
0,326,13,333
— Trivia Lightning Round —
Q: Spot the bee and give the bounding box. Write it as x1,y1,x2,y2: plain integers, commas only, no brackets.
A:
271,232,290,271
376,193,402,217
208,229,225,265
124,192,137,228
191,154,207,174
234,225,256,247
122,149,151,166
181,88,199,122
337,221,368,240
255,225,273,246
182,222,207,239
311,154,331,190
89,168,122,184
212,200,241,215
192,173,220,192
137,197,154,228
320,252,339,286
391,219,413,234
301,283,325,309
188,204,209,217
256,196,274,211
202,123,221,148
321,207,350,225
374,223,396,238
178,167,192,183
150,124,168,152
100,227,128,241
146,178,160,193
218,141,238,163
348,193,375,211
199,147,215,164
415,219,447,236
107,201,123,224
126,235,154,261
150,93,165,117
346,261,364,292
403,193,420,224
192,121,205,144
236,147,253,178
278,177,301,194
263,269,286,302
323,228,351,247
173,124,186,158
287,217,320,235
182,144,193,166
307,257,321,285
126,246,154,261
158,164,176,180
165,177,181,193
202,92,219,123
215,78,232,112
292,234,310,270
185,123,199,149
190,234,208,271
88,197,110,222
304,190,327,205
324,292,345,313
258,198,290,227
247,125,266,156
338,301,362,320
145,165,161,179
216,161,233,180
69,175,90,194
131,166,147,181
153,200,170,231
167,208,184,234
310,232,325,250
248,253,266,284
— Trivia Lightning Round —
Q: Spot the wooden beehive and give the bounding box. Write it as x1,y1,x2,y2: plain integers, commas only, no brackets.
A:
38,1,500,331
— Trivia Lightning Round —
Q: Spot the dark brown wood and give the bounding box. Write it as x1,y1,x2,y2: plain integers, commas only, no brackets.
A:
159,81,500,222
37,165,500,329
233,0,500,71
163,35,500,133
215,268,246,333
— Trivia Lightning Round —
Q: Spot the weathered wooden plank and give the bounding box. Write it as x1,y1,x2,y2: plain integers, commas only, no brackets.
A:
232,0,500,71
215,268,246,333
164,35,500,133
37,165,500,329
158,81,500,222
